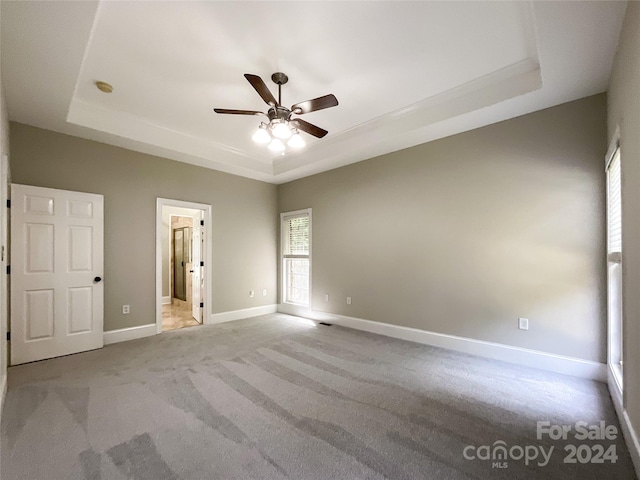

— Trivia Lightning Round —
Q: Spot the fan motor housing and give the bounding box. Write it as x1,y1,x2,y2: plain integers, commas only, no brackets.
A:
268,106,292,123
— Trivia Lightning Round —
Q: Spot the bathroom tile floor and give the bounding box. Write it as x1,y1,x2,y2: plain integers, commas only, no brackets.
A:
162,302,199,331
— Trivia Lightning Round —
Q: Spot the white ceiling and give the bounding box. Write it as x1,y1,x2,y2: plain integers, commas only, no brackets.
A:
1,1,627,184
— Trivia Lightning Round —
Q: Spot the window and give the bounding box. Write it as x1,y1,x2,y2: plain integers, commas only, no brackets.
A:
281,209,311,306
606,145,623,389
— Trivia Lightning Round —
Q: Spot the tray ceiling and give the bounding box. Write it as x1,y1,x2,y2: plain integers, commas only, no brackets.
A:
1,1,627,183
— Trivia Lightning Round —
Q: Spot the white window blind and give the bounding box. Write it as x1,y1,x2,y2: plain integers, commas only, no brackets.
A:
283,215,309,256
607,149,622,254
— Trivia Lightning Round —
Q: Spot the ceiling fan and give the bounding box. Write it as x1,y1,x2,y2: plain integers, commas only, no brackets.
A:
214,72,339,152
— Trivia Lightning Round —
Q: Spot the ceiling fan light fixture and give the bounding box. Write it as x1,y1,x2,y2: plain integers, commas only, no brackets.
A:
272,121,292,139
252,124,271,144
288,132,305,149
214,72,338,154
268,138,286,152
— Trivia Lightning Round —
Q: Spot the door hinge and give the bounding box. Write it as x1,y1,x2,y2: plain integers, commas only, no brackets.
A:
6,332,10,341
6,265,9,275
200,261,204,267
200,302,204,308
200,220,204,226
6,199,10,208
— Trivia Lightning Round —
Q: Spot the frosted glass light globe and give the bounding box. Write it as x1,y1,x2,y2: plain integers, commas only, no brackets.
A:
268,138,285,152
287,133,305,148
272,121,292,139
252,125,271,144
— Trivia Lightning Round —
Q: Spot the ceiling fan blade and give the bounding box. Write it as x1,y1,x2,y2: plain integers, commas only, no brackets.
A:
213,108,264,116
213,108,264,115
244,74,278,106
291,94,338,115
291,118,328,138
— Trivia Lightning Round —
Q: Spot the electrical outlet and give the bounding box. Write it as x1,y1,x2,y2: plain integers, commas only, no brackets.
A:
347,297,352,305
249,290,254,298
262,289,267,296
518,317,529,330
122,305,130,315
325,294,329,302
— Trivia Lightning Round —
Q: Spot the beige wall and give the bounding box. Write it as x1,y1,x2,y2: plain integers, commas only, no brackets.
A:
279,94,607,363
608,0,640,463
9,122,278,331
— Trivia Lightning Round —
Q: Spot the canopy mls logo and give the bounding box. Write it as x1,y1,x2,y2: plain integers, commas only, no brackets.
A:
463,421,619,469
463,441,553,469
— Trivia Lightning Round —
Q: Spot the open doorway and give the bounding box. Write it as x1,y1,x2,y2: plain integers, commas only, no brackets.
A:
166,212,198,331
156,198,212,333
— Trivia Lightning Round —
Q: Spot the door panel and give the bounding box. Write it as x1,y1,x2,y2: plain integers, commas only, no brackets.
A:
25,195,54,215
26,224,54,272
11,184,104,365
67,199,93,218
25,289,54,339
68,287,93,333
69,226,93,271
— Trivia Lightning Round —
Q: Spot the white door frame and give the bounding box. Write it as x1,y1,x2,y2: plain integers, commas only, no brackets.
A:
156,198,212,333
1,155,9,377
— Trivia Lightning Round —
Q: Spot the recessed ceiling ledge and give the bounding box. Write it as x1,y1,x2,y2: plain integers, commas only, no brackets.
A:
273,58,542,178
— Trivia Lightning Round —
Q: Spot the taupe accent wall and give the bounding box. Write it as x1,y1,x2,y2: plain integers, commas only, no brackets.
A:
608,0,640,459
279,94,607,363
9,123,278,331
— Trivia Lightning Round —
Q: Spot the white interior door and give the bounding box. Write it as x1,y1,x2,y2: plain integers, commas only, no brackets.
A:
191,214,202,323
11,184,104,365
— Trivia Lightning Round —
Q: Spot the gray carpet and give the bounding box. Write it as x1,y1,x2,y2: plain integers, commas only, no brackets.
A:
0,313,636,480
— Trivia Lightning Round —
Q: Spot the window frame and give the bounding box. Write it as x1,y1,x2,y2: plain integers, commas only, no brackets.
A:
280,208,312,308
605,130,623,394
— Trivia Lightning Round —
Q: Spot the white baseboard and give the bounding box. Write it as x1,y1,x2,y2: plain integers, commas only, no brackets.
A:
278,306,607,382
0,373,6,418
104,305,278,345
609,366,640,477
162,296,171,305
209,304,278,325
103,323,157,345
622,410,640,477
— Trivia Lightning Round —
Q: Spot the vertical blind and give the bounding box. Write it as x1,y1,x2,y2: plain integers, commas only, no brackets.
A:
607,149,622,254
283,214,309,256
